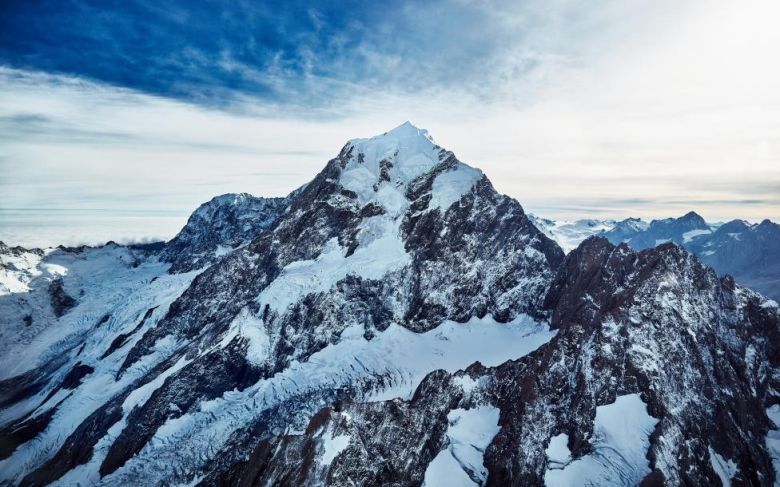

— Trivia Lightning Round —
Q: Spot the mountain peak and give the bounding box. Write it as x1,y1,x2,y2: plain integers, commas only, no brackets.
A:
336,123,483,216
385,120,425,136
676,211,708,230
349,121,436,150
681,210,704,221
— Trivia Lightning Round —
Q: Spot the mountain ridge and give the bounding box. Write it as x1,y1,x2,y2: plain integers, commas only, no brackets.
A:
532,212,780,302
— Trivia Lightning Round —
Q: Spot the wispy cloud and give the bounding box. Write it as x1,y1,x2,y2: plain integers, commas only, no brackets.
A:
0,0,667,111
1,0,779,247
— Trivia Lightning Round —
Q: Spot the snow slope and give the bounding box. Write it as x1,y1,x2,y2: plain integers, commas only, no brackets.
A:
543,394,659,487
423,406,501,487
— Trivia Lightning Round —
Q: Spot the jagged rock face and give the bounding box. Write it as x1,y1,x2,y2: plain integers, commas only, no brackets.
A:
160,193,287,273
225,238,780,486
488,238,779,485
47,279,76,317
0,123,565,486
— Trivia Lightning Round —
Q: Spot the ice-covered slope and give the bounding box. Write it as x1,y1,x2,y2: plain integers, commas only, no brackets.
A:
0,243,185,382
0,242,44,296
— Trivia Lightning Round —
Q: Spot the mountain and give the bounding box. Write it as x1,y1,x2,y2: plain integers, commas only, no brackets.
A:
599,217,649,244
159,193,288,273
0,122,563,485
1,123,779,486
597,213,780,301
528,216,616,253
687,219,780,302
535,212,780,302
601,211,711,249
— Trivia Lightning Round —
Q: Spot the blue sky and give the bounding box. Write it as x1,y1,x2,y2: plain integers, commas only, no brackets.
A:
1,0,779,246
0,0,574,108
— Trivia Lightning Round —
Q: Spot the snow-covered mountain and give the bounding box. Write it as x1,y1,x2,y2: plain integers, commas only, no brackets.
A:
231,238,780,486
687,219,780,302
533,212,780,302
528,216,616,253
1,123,779,486
601,211,713,249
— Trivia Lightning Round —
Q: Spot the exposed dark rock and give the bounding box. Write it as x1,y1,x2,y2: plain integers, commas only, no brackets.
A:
160,193,288,273
0,402,60,461
48,278,76,317
100,306,158,361
95,313,111,328
59,363,94,390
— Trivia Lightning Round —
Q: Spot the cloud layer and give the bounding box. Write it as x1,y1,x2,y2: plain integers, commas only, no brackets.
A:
1,0,779,247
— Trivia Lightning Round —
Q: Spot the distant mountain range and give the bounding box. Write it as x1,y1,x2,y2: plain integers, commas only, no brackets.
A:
532,212,780,301
1,123,779,486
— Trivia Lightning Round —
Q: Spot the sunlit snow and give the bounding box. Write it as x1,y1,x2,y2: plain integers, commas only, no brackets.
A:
429,165,482,212
98,315,554,485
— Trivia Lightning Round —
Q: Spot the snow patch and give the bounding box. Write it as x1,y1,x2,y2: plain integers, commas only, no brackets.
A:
321,433,350,466
545,434,571,468
708,447,738,487
765,405,780,484
429,166,482,212
761,299,778,311
214,244,232,257
682,229,711,243
453,375,480,394
228,307,270,365
423,406,501,487
544,393,659,487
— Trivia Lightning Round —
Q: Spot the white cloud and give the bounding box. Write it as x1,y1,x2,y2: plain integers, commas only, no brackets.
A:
1,0,779,247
